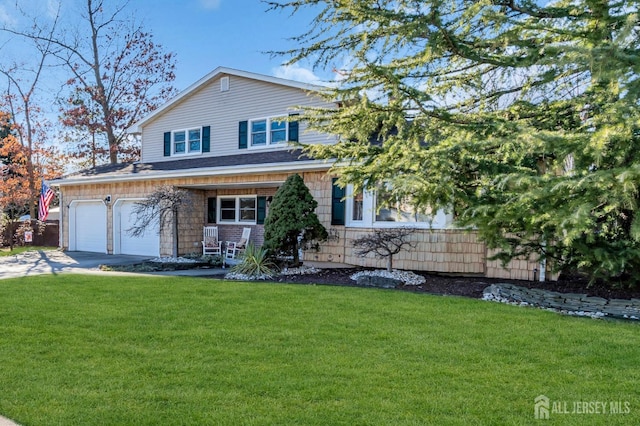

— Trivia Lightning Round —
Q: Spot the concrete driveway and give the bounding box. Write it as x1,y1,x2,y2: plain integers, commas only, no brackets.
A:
0,250,152,280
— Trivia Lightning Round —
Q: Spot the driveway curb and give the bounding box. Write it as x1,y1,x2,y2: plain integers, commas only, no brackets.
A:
0,415,18,426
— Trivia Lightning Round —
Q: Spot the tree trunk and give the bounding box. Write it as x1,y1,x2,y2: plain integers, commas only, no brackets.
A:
21,98,37,220
88,0,119,164
8,222,15,250
292,240,300,266
172,210,178,258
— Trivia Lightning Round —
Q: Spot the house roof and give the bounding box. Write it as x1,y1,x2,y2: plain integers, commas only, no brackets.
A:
50,149,333,186
128,66,326,133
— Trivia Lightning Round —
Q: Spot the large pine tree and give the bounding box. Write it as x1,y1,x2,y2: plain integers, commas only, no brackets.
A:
270,0,640,284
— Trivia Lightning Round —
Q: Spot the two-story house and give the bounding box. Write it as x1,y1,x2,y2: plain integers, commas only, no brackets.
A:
51,67,544,280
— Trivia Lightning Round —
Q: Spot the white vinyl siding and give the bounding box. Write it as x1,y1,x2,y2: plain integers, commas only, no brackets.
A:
140,75,336,162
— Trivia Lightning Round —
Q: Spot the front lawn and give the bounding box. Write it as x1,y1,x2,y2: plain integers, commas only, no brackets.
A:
0,246,55,257
0,275,637,425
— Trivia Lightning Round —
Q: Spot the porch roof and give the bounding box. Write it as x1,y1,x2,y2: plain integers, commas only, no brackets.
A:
50,149,333,187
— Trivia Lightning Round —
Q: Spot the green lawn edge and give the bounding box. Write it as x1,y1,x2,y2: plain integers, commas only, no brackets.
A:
0,274,637,425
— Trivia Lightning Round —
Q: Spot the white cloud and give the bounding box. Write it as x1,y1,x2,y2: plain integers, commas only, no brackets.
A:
46,0,60,20
273,64,326,86
199,0,221,10
0,0,58,29
0,5,17,28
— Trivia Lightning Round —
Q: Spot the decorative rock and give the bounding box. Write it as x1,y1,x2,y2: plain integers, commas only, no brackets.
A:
482,284,640,320
350,269,426,286
149,257,198,263
356,275,402,289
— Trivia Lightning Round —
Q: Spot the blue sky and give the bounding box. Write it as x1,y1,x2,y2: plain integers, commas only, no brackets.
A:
131,0,327,90
0,0,330,96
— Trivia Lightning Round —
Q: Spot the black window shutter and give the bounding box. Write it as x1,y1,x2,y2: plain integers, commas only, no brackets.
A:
207,197,216,223
239,121,248,149
288,114,299,142
331,178,345,225
202,126,210,152
256,196,267,224
163,132,171,156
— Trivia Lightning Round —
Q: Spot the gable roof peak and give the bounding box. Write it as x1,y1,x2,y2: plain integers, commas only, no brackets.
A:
129,66,325,133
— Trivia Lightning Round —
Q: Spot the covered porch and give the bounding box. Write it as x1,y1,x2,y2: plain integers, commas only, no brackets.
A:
173,178,285,257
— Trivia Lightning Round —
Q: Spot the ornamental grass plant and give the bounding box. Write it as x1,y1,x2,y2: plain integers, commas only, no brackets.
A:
229,243,277,279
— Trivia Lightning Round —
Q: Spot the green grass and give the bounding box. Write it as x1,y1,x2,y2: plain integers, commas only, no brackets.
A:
0,275,638,425
0,246,54,257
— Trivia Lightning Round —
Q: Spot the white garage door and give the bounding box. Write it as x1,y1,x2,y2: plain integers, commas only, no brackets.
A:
72,201,107,253
117,200,159,257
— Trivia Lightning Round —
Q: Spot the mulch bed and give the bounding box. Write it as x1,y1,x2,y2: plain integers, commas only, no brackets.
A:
111,261,640,301
268,268,640,300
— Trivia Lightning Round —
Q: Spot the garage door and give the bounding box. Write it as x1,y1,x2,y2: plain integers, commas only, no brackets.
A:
116,200,159,257
71,201,107,253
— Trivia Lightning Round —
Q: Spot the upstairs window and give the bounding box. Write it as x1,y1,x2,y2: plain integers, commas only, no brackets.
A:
249,117,289,147
163,126,209,157
270,120,287,143
251,120,267,146
239,115,298,149
173,131,186,154
189,129,201,152
173,128,201,155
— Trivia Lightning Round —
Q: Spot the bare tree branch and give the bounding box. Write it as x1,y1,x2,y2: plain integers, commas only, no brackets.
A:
353,228,416,271
127,186,193,258
2,0,177,165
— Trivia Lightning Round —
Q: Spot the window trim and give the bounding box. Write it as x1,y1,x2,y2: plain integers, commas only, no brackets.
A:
248,116,288,148
217,195,257,224
172,127,202,156
344,184,452,229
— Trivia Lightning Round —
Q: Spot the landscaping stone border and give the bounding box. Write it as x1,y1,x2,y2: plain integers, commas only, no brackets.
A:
483,283,640,320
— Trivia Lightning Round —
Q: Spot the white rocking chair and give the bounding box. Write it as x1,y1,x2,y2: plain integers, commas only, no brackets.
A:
226,227,251,259
201,226,222,256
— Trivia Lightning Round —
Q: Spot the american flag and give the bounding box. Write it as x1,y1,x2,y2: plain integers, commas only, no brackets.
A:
38,180,55,221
